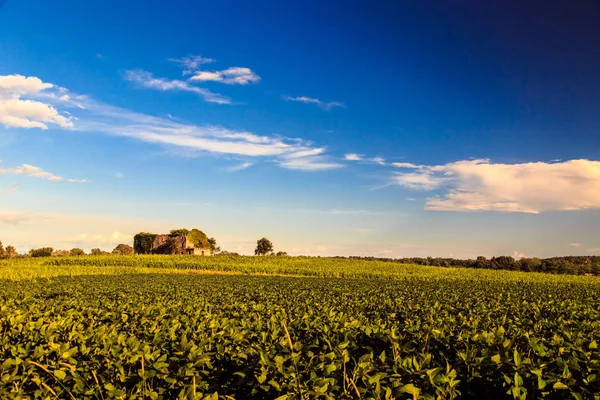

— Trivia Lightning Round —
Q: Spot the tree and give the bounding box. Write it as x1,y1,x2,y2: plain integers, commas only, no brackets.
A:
0,241,5,257
134,232,157,254
90,248,109,256
255,238,274,256
5,245,17,258
187,229,210,249
52,249,70,257
474,256,488,269
29,247,54,257
207,237,221,254
276,251,288,256
169,228,190,237
112,244,134,255
70,248,86,256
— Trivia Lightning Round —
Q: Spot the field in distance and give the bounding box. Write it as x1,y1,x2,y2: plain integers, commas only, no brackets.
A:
1,255,599,399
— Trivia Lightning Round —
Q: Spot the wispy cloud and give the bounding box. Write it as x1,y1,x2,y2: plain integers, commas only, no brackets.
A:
69,231,133,248
305,209,384,216
0,74,73,129
569,243,581,247
390,158,600,213
0,163,88,183
278,157,343,171
226,161,254,172
189,67,260,85
344,153,363,161
168,55,215,75
283,95,345,110
345,153,387,165
39,82,342,171
0,211,41,225
392,162,421,169
0,183,20,194
123,70,232,104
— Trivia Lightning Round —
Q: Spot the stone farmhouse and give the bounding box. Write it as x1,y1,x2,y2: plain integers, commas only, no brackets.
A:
152,234,212,256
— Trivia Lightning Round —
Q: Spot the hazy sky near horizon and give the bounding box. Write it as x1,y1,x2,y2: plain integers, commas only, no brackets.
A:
1,0,600,258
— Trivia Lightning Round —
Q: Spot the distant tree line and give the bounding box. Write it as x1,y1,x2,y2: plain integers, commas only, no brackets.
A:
0,241,135,258
346,255,600,276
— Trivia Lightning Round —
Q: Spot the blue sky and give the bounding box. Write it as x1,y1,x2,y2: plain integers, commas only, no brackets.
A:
1,0,600,257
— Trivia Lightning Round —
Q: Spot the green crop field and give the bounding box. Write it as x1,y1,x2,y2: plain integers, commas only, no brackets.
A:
1,256,600,399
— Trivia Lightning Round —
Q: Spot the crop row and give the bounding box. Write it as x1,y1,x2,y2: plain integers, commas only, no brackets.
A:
1,273,600,399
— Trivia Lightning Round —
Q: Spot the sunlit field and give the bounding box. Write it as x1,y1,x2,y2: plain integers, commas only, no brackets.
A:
1,256,599,398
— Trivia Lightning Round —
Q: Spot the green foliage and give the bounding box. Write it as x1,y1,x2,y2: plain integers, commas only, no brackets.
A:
69,248,85,256
112,243,134,255
207,237,220,253
133,232,157,254
169,228,190,237
353,255,600,276
90,248,109,256
0,260,599,398
186,228,210,249
28,247,53,257
5,245,17,258
255,237,274,256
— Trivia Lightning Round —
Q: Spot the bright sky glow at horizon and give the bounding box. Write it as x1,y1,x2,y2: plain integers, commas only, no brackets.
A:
1,0,600,258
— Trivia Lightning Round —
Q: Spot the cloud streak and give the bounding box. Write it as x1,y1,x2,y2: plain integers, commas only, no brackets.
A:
168,55,215,75
226,161,254,172
283,95,345,110
0,211,41,225
44,86,342,171
189,67,260,85
391,159,600,213
0,164,89,183
123,70,232,104
0,183,20,194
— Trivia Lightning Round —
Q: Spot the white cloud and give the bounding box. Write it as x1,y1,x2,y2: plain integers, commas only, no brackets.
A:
69,231,133,248
52,92,340,170
278,157,343,171
283,95,345,110
0,74,73,129
124,70,231,104
5,73,340,172
190,67,260,85
344,153,363,161
344,153,386,165
569,243,581,247
226,161,253,172
391,159,600,213
0,211,40,225
406,197,416,201
512,250,527,259
392,162,421,169
0,183,20,194
0,164,88,183
392,172,447,191
168,55,215,75
305,209,383,216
